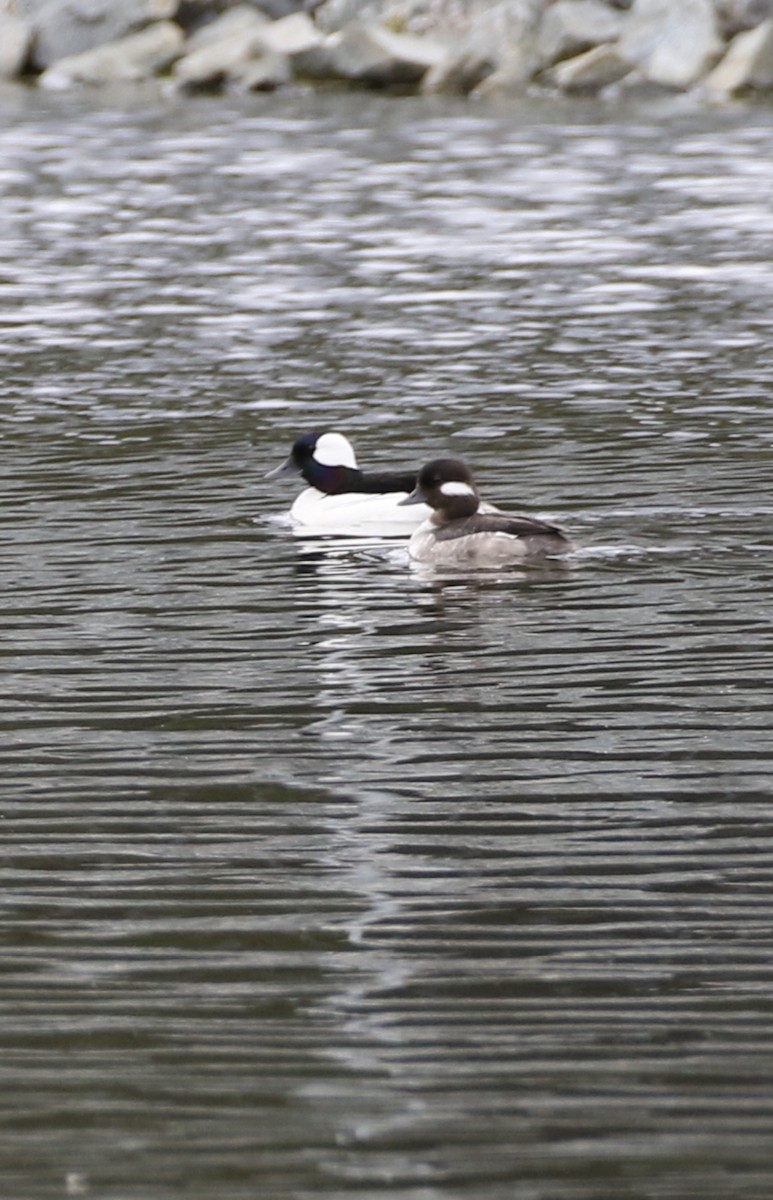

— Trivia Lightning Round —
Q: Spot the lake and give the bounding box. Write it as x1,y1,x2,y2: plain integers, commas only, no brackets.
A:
2,83,773,1200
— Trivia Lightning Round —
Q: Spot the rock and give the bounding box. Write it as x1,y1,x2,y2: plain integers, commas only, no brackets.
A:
173,22,267,89
231,47,291,88
254,10,322,58
174,0,232,34
422,47,497,95
291,38,337,78
19,0,179,70
472,44,537,96
39,19,183,86
604,65,676,96
703,16,773,92
537,0,625,67
186,5,269,48
551,42,631,91
0,12,34,78
174,9,319,89
435,0,542,96
250,0,307,16
323,22,445,88
618,0,723,89
315,0,542,42
716,0,773,38
464,0,543,59
314,0,430,36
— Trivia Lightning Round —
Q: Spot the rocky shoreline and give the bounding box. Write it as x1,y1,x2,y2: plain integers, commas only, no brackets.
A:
2,0,773,103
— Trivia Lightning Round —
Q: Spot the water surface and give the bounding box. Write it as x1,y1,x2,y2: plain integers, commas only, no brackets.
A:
1,86,773,1200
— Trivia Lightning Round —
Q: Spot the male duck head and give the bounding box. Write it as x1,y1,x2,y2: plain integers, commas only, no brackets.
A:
266,431,361,495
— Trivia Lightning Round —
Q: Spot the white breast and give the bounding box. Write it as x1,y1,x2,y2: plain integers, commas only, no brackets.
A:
289,487,432,533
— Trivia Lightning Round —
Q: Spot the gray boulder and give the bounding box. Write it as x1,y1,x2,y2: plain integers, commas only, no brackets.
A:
704,15,773,92
716,0,773,37
603,63,679,96
537,0,625,67
618,0,723,88
429,0,542,95
39,19,183,86
185,5,269,47
0,12,34,78
472,43,538,96
315,0,541,42
422,46,497,94
232,48,291,87
254,11,323,57
173,10,268,88
551,42,631,91
19,0,180,70
314,0,446,35
178,0,304,20
174,9,320,88
251,0,308,15
464,0,543,56
321,22,445,87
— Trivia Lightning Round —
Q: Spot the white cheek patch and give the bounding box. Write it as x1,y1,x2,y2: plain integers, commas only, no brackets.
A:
440,481,476,498
314,433,358,469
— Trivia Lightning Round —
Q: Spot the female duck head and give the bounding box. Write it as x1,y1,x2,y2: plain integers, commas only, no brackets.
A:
399,458,481,522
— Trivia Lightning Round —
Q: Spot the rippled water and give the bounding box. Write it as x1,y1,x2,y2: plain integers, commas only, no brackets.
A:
2,85,773,1200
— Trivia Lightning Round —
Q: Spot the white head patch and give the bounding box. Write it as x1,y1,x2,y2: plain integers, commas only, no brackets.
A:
314,432,358,470
440,481,476,498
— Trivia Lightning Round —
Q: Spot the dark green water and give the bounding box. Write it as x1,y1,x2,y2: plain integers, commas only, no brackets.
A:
2,86,773,1200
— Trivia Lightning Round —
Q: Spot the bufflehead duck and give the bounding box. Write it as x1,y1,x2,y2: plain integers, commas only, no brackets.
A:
266,431,431,531
399,458,571,565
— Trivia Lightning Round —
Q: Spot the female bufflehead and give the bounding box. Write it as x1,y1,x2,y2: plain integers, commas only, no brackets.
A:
399,458,571,565
266,431,431,530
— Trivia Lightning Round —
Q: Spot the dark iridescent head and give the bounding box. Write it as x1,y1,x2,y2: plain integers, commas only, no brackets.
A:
288,430,322,471
265,431,360,492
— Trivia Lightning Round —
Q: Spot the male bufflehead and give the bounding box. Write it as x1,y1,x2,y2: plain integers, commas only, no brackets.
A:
399,458,571,565
266,431,431,531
